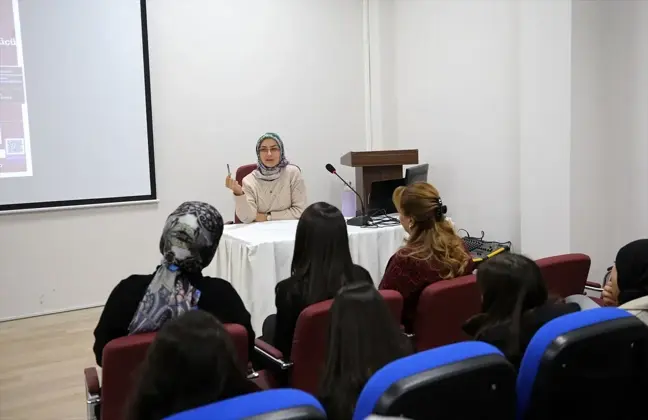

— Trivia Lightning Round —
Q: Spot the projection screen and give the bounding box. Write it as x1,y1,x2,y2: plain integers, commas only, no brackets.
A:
0,0,156,212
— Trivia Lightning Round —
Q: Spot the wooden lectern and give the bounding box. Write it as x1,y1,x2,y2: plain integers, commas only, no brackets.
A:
340,149,419,209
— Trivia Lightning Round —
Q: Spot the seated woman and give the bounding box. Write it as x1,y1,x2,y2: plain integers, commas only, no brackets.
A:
225,132,307,223
93,201,254,366
264,202,372,359
600,239,648,325
463,253,579,368
128,310,253,420
379,182,474,331
318,282,411,420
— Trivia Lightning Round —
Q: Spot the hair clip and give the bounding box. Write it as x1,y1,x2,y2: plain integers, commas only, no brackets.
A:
435,198,448,221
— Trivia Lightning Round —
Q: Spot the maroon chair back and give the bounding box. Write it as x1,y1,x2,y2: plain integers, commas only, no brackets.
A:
536,253,591,298
289,290,403,394
101,332,156,420
225,323,249,370
99,324,248,420
413,274,481,352
234,164,257,224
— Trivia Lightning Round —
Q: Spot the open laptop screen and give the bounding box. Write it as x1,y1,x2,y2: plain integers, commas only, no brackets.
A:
368,178,406,214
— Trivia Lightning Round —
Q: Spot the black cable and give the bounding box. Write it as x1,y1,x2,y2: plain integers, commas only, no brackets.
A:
370,209,400,227
458,228,471,237
360,209,400,229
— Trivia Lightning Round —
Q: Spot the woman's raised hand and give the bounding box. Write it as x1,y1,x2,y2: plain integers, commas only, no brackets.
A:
601,282,619,307
225,175,244,196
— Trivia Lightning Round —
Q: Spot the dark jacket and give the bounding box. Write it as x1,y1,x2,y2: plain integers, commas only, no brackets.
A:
463,302,579,369
93,272,254,366
273,264,372,359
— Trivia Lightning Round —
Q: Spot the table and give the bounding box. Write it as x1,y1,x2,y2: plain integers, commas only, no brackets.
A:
214,219,407,334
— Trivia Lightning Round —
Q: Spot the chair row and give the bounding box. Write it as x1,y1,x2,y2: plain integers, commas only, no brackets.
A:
84,324,251,420
413,252,592,349
84,253,593,419
254,253,593,393
167,307,648,420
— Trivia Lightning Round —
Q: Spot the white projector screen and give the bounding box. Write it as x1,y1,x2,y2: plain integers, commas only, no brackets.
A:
0,0,155,212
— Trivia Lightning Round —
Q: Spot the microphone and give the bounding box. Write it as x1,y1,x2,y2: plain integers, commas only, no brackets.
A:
325,163,369,227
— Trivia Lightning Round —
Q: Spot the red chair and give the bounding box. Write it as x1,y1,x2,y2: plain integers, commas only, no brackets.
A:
233,164,256,224
84,324,249,420
413,274,481,352
535,253,591,298
254,290,403,395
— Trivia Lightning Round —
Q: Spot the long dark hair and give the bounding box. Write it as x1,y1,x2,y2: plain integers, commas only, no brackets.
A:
475,253,549,355
128,310,250,420
318,282,411,420
291,202,356,305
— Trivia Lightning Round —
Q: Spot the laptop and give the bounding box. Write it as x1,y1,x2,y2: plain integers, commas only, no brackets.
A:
368,178,406,214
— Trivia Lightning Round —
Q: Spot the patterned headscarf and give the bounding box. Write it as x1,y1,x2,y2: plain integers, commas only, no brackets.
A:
616,239,648,305
128,201,224,335
254,132,289,181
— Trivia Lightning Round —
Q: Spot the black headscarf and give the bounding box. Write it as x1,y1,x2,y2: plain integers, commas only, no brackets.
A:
616,239,648,305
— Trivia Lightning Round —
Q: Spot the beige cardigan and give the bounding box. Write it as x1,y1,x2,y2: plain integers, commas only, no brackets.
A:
234,165,307,223
620,295,648,326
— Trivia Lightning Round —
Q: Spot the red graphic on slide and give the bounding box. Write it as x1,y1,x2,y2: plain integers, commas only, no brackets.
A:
0,0,31,177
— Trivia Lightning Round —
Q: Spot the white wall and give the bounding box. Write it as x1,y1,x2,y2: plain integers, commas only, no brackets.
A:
570,0,610,281
518,0,572,258
379,0,647,271
389,0,520,248
0,0,366,320
366,0,397,150
599,1,648,245
387,0,573,257
571,0,648,281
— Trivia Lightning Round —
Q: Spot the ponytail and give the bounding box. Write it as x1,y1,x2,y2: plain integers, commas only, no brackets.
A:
402,218,470,279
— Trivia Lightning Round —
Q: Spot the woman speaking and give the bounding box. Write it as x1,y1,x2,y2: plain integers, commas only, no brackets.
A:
225,133,307,223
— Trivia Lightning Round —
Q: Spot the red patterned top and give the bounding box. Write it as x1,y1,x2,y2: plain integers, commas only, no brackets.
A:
379,248,474,331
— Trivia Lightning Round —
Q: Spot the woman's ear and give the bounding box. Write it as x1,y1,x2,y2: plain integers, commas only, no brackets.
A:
399,213,411,232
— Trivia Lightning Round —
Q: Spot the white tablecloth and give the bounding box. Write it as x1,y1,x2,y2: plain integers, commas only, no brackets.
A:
214,220,407,334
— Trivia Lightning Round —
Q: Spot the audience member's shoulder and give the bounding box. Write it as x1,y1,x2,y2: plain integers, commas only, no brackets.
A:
395,247,415,258
352,264,373,283
275,275,296,296
391,248,423,265
199,276,238,293
555,301,581,316
527,300,580,328
274,276,304,308
105,274,155,302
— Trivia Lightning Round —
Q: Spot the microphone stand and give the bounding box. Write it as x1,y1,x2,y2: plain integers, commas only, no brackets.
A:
330,171,370,227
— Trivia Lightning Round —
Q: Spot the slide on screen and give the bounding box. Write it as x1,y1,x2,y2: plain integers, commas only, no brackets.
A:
0,0,31,178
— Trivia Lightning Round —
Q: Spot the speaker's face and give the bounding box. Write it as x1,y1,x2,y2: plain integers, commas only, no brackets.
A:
258,139,280,167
